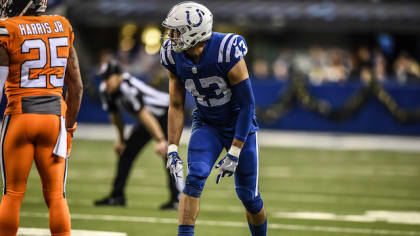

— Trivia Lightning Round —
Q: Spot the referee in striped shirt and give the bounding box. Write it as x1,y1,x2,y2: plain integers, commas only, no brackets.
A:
94,61,184,210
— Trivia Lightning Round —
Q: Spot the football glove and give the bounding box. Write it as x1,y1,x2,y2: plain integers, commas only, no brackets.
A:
166,151,184,184
215,153,239,184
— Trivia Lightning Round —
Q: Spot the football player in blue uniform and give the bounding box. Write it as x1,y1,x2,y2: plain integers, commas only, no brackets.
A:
160,2,267,236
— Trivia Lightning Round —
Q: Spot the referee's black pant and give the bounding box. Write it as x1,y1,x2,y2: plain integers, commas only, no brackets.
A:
110,112,180,203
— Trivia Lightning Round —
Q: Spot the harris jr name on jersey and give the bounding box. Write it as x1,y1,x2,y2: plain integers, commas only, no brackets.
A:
18,20,65,36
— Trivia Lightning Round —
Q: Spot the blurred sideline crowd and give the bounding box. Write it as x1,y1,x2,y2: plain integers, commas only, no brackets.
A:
253,46,420,85
95,42,420,87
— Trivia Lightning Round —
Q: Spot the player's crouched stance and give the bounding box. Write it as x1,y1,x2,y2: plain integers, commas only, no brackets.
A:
161,2,267,236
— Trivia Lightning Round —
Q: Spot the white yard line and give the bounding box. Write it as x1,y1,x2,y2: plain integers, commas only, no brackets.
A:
22,183,420,208
256,130,420,153
21,196,258,214
76,124,420,152
21,196,420,221
20,212,420,235
273,211,420,225
18,227,126,236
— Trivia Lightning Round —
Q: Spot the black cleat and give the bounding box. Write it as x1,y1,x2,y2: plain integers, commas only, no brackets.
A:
159,201,179,210
94,195,126,207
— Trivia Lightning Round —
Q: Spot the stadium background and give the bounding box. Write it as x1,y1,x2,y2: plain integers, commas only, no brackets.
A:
8,0,420,235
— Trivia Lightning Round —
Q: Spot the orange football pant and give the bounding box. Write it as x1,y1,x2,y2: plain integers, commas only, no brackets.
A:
0,114,70,236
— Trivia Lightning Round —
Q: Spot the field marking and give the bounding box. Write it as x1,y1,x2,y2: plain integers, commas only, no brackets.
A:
261,166,420,178
27,168,420,198
21,196,420,226
20,212,420,235
22,196,252,214
21,195,420,221
18,227,126,236
274,211,420,225
22,182,420,208
76,124,420,152
27,165,420,183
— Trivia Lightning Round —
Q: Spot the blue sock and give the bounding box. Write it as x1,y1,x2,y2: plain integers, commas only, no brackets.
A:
248,219,267,236
178,225,194,236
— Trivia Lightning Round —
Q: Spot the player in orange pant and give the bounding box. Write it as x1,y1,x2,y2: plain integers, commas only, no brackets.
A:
0,0,83,235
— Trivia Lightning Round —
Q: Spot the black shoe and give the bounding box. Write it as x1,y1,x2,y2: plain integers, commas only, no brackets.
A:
94,195,126,207
159,201,179,210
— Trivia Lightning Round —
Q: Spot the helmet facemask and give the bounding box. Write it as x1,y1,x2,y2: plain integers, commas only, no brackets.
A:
161,26,189,53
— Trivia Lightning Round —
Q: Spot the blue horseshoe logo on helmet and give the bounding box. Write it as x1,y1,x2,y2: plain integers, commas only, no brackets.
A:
186,9,203,27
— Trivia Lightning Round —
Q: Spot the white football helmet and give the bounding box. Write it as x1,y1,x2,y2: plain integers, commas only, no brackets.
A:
162,1,213,52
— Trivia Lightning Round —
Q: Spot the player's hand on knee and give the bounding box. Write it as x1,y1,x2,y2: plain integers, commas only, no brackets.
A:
215,153,239,184
115,142,126,157
167,145,183,183
155,139,168,158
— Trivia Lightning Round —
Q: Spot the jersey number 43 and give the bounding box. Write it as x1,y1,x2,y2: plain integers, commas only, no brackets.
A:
185,76,232,107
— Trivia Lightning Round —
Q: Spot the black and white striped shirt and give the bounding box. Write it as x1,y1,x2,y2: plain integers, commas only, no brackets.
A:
100,73,169,117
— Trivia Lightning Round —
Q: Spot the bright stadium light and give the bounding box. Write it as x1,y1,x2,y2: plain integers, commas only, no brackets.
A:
141,27,161,45
141,26,162,55
145,44,161,55
120,37,135,52
121,23,137,37
119,23,138,52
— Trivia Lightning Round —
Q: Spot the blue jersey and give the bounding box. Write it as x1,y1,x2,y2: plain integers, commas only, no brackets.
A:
160,32,258,134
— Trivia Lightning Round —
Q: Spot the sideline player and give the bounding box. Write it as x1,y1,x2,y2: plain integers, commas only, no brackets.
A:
161,2,267,236
0,0,83,235
94,61,184,209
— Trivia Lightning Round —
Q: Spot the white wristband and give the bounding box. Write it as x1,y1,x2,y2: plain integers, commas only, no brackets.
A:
228,146,241,158
168,144,178,154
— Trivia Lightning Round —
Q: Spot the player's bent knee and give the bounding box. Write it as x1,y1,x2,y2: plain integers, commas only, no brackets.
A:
238,192,264,215
183,175,206,198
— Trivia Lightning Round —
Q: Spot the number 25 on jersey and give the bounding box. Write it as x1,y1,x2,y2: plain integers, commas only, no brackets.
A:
20,37,68,88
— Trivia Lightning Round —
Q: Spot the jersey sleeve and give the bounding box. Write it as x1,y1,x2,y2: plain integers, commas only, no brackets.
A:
160,40,177,75
135,91,145,113
59,16,74,46
218,34,248,74
0,21,10,50
99,82,118,112
69,23,74,46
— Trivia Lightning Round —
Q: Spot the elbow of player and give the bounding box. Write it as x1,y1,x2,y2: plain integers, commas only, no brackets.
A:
170,103,184,112
72,81,83,96
232,79,255,108
66,76,83,93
